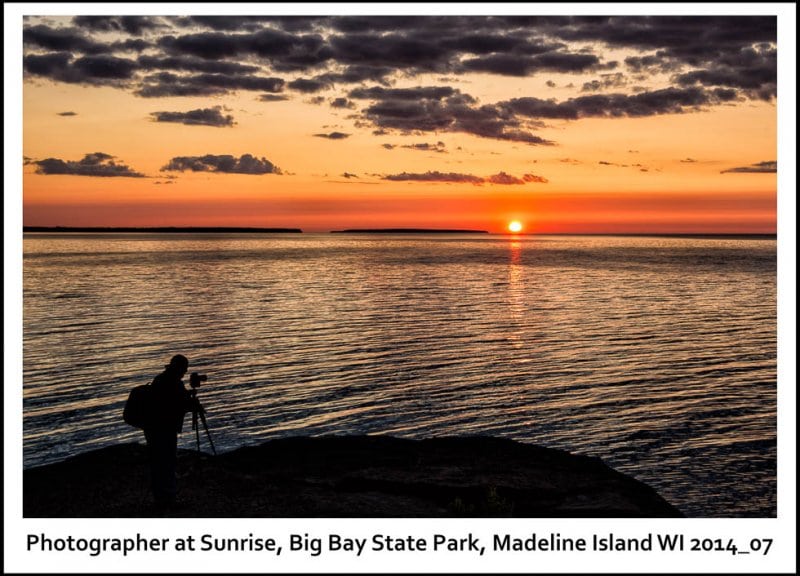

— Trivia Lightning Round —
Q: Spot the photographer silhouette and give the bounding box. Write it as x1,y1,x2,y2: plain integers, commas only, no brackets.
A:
143,354,199,510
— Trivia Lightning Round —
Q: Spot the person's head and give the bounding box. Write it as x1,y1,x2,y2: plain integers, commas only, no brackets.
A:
165,354,189,376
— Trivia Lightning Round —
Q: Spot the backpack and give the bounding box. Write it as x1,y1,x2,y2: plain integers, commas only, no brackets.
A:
123,384,154,429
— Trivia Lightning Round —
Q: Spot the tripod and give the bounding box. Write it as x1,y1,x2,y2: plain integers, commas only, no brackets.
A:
189,389,217,456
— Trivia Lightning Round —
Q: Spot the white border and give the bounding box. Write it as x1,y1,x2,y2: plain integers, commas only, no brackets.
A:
5,4,796,574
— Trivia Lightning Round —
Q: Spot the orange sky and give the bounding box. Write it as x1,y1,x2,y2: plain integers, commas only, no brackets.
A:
21,15,778,233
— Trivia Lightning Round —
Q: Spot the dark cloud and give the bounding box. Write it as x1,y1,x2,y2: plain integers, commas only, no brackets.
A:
24,52,138,86
721,160,776,174
29,152,145,177
158,29,332,71
314,65,395,85
400,141,447,153
328,32,450,73
57,111,77,116
72,16,164,36
161,154,282,174
288,78,330,93
112,39,151,53
503,86,728,120
137,55,260,75
674,45,776,100
329,97,355,109
349,85,457,101
259,94,289,102
23,24,109,54
383,171,484,184
313,132,350,139
461,51,600,76
72,55,139,80
581,72,627,92
179,16,295,32
341,172,359,178
680,158,698,163
624,54,683,74
150,106,235,127
22,15,777,141
383,170,541,184
136,72,285,97
351,85,552,145
382,143,395,150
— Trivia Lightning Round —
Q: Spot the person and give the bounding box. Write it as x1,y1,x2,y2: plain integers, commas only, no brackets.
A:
143,354,198,509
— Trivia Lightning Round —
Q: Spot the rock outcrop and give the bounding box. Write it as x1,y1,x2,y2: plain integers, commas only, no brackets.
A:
23,435,682,518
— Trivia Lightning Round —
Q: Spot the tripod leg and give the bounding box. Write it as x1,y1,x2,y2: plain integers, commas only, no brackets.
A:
198,410,217,456
193,410,200,452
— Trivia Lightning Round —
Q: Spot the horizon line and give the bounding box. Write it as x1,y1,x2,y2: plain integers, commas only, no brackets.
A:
22,226,777,238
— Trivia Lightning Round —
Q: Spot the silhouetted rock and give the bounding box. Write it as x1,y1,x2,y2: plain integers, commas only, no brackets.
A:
23,436,682,517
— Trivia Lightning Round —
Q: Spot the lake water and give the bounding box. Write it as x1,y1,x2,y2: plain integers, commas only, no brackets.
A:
21,233,777,517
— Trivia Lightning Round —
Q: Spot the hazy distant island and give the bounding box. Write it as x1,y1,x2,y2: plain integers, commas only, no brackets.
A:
23,226,303,233
24,435,682,518
331,228,489,234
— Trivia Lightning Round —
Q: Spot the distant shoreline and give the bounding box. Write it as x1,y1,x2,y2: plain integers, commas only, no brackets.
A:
331,228,490,234
23,226,303,233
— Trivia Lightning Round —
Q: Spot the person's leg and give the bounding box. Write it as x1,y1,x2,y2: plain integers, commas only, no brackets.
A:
145,429,178,507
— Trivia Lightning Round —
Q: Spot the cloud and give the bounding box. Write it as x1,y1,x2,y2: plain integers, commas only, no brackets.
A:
28,152,145,177
581,72,627,92
157,28,332,71
314,65,395,85
135,72,285,97
24,52,139,86
288,78,330,93
57,111,77,116
461,51,600,76
674,44,776,100
22,16,777,142
503,86,731,120
150,106,235,127
161,154,282,174
349,86,457,100
720,160,776,174
341,172,359,178
350,85,553,145
383,170,544,185
330,97,355,109
523,173,549,183
400,141,446,153
137,55,260,75
383,171,484,184
72,16,165,36
259,94,289,102
23,24,109,54
680,158,698,163
487,172,525,185
313,131,350,139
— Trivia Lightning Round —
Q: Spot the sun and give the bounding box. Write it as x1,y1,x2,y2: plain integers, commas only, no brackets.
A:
508,220,523,233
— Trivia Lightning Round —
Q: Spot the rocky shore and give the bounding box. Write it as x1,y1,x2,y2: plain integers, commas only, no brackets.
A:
23,435,682,518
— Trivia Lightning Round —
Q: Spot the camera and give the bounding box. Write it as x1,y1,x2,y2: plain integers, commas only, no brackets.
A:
190,372,208,388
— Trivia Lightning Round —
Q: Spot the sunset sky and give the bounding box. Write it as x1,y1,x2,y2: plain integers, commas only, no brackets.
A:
20,11,779,233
